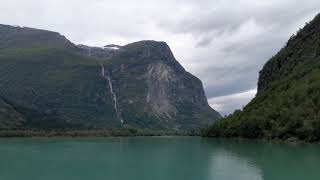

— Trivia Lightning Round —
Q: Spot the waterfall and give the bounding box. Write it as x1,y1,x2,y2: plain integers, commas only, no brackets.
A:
101,65,105,77
101,65,123,124
88,47,91,57
107,76,123,124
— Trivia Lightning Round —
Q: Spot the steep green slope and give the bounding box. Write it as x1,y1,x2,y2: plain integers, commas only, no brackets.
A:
0,98,25,128
0,48,119,129
0,25,120,129
204,14,320,142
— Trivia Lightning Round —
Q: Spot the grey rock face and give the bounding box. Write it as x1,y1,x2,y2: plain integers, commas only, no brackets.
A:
146,63,178,118
102,40,221,129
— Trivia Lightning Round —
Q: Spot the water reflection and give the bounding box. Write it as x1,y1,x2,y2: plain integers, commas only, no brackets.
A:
208,150,263,180
203,138,320,180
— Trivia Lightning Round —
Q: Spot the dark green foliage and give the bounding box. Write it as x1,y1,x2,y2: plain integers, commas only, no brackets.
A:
0,129,196,137
258,14,320,92
0,98,25,128
0,48,120,129
204,59,320,142
204,14,320,142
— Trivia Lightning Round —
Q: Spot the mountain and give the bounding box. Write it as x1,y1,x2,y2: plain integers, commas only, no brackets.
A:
0,24,221,131
204,14,320,142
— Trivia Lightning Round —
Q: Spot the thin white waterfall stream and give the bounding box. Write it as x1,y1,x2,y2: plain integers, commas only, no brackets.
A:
101,65,123,124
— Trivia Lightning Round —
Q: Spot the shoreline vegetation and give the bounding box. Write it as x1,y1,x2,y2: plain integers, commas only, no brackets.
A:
201,133,320,144
0,129,319,144
0,129,199,137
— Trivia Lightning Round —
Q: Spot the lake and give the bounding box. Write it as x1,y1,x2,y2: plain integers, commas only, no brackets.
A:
0,137,319,180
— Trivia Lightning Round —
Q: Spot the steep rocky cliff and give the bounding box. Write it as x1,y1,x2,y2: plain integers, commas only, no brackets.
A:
99,41,220,129
205,14,320,142
0,24,220,131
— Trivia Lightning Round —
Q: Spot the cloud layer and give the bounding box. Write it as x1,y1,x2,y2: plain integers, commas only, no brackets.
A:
209,89,257,116
0,0,319,115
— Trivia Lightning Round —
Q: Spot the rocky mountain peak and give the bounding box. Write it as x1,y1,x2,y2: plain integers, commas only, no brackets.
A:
121,40,177,63
102,40,220,129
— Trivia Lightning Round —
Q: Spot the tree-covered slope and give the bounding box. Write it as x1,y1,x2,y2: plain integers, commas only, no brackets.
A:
204,14,320,142
0,48,120,129
0,98,25,128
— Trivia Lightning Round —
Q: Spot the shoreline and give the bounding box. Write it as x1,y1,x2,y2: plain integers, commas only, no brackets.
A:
0,129,199,138
1,132,318,145
202,136,320,144
1,130,318,144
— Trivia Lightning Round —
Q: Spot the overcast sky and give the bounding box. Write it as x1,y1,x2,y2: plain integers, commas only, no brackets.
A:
1,0,319,115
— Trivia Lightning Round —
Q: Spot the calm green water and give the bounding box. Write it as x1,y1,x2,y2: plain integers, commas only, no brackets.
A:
0,137,319,180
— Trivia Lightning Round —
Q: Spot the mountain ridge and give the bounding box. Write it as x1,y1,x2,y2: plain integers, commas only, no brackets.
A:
0,24,221,131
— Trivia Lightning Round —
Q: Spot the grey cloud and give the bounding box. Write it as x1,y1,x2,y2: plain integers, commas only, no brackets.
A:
209,89,257,116
196,36,213,47
200,65,258,98
0,0,319,115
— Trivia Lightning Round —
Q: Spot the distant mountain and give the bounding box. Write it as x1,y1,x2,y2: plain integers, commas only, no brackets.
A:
0,24,221,131
204,14,320,142
0,24,74,49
